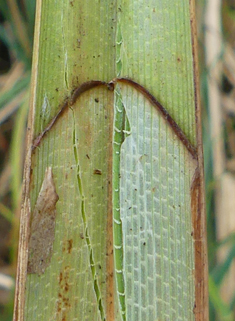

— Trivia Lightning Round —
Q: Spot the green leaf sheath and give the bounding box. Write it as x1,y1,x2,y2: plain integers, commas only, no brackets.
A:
22,1,199,320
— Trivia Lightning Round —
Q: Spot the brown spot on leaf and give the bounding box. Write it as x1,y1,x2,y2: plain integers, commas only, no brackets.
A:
27,167,59,275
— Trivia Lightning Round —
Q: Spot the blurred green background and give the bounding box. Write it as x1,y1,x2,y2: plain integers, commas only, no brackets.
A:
0,1,235,320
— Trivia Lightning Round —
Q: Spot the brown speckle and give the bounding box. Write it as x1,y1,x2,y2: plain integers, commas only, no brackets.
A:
67,239,73,254
94,169,102,175
59,272,63,284
56,267,71,319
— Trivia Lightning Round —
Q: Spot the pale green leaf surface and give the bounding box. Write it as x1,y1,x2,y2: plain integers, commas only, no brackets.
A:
25,82,197,321
117,0,196,146
34,1,116,136
25,88,113,321
117,83,196,320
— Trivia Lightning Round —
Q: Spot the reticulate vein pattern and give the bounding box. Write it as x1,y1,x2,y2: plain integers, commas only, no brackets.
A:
112,86,130,320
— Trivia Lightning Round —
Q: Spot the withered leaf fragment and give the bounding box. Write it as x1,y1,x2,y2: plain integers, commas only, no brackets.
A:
27,167,59,275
